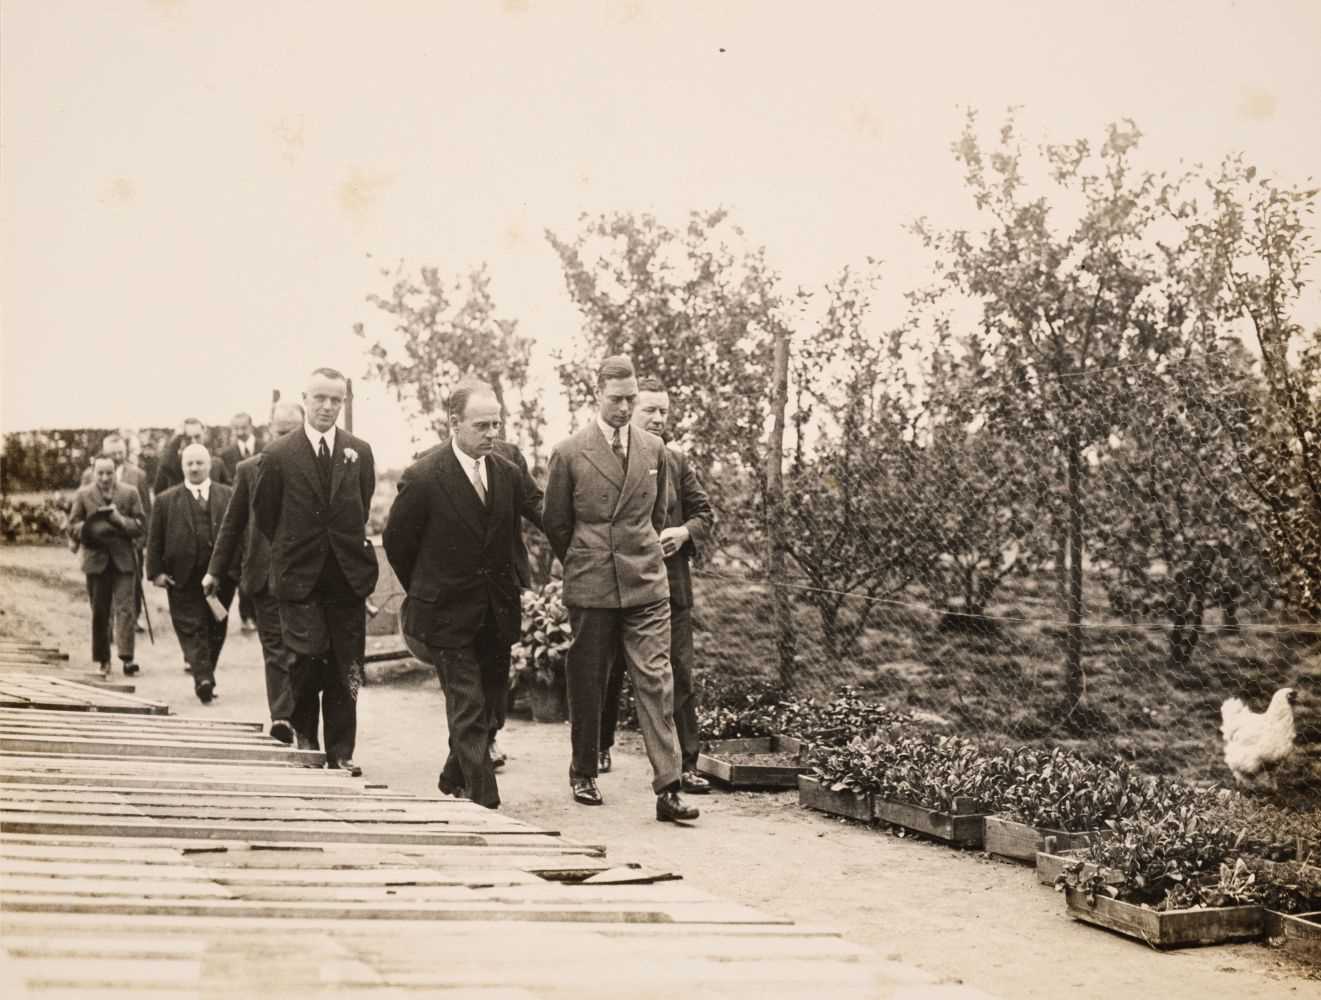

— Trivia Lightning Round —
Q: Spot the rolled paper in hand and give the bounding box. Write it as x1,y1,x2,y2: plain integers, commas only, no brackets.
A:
206,594,229,622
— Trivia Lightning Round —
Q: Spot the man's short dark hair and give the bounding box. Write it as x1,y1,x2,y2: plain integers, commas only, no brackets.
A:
232,411,252,423
637,376,666,394
101,433,124,449
182,417,203,427
310,367,348,383
93,455,115,469
596,355,635,389
448,378,498,420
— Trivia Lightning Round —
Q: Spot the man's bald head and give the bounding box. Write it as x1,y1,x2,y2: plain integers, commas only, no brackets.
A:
181,443,212,486
270,402,304,438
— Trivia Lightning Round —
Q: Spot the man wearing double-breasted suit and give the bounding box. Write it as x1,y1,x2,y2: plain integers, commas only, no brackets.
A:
542,355,699,823
600,376,715,794
147,444,235,703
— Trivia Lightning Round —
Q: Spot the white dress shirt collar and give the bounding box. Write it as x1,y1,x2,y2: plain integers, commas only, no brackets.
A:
452,438,487,489
236,436,253,458
189,479,212,503
304,423,336,455
596,417,628,455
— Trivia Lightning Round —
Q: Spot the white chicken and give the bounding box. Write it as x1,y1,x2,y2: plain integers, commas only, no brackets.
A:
1220,687,1298,790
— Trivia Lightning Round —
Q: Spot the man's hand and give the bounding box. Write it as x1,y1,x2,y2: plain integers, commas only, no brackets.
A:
659,525,689,558
201,573,217,597
152,573,176,588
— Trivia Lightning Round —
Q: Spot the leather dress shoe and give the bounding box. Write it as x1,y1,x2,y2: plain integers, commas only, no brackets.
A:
195,679,215,704
656,789,699,823
269,719,295,745
437,774,466,798
598,749,612,774
571,777,603,806
680,770,712,794
295,732,319,751
328,758,363,777
489,740,507,771
121,661,140,676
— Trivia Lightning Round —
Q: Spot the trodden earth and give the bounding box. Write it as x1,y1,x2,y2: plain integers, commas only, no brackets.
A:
1,543,1315,999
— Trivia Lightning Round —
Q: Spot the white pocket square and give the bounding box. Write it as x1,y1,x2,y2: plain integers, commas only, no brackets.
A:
649,469,657,475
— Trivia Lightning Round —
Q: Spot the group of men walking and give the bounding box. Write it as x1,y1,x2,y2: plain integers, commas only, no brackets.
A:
70,355,713,821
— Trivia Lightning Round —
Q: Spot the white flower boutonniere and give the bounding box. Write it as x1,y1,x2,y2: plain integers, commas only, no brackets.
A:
343,447,359,464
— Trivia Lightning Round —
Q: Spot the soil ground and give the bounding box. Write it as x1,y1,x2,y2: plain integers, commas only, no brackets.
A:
2,543,1316,999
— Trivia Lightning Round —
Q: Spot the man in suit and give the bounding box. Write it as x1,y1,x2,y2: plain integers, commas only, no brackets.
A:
203,402,304,744
384,379,544,808
147,444,235,703
599,376,715,793
254,367,378,776
542,355,698,823
68,456,146,676
154,418,231,495
80,433,152,632
411,434,541,772
219,412,262,632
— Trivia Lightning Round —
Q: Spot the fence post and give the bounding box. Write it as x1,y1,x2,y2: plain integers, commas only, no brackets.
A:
766,321,796,689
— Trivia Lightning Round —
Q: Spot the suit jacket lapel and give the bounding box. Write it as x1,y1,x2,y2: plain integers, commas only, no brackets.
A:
292,431,329,503
483,456,509,546
614,429,649,517
329,432,347,503
437,448,486,540
582,424,624,491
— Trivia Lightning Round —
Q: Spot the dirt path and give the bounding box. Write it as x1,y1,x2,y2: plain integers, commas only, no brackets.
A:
1,544,1314,999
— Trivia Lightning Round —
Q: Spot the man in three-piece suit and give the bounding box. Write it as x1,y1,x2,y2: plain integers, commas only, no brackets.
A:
542,355,698,823
204,402,304,744
147,444,235,703
219,411,263,633
154,418,231,495
384,379,544,808
68,456,146,676
411,435,541,772
600,376,715,793
254,367,378,776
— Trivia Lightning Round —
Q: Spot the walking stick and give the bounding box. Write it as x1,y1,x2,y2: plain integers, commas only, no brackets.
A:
133,547,155,644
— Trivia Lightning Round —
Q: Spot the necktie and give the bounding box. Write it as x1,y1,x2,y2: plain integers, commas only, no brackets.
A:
611,427,626,471
472,458,487,506
194,488,205,505
317,437,331,488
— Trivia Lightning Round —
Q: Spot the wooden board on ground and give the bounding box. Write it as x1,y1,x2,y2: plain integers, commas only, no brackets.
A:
0,636,889,997
0,674,168,714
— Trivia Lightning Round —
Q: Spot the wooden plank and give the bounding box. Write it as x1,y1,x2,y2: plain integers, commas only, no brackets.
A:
0,772,383,794
0,708,261,730
872,798,985,848
0,891,792,923
983,815,1100,864
0,734,323,763
797,775,872,822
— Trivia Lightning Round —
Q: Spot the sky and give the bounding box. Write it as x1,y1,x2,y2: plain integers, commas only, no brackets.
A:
3,0,1319,469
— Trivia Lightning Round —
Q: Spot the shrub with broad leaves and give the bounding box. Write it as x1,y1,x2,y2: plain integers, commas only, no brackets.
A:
509,580,571,690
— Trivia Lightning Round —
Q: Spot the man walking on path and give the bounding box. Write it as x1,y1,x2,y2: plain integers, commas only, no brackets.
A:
80,433,152,633
384,379,544,808
599,375,715,794
542,355,698,823
220,411,263,632
255,367,378,776
204,402,303,743
147,444,235,703
68,456,146,677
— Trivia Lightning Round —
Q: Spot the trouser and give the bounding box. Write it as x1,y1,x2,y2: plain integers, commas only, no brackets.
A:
86,568,135,665
432,610,506,809
168,575,234,689
486,644,511,744
601,601,700,771
280,555,365,763
567,600,680,793
252,589,296,723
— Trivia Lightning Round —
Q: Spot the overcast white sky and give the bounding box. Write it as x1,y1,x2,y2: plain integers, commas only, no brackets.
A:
3,0,1319,468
